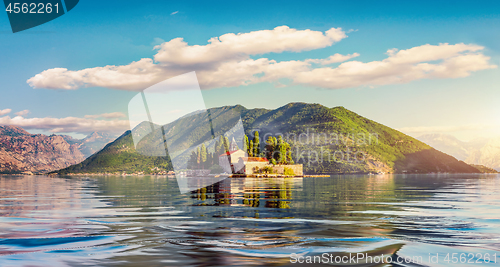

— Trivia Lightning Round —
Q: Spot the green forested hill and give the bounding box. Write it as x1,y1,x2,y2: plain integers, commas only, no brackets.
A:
56,103,479,174
56,130,172,174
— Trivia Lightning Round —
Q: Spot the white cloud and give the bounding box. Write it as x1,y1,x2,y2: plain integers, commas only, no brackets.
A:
0,109,11,116
84,112,126,119
153,26,346,66
26,26,496,92
170,11,178,15
292,43,496,89
0,115,130,135
15,110,30,116
27,59,166,90
306,53,360,65
27,26,347,91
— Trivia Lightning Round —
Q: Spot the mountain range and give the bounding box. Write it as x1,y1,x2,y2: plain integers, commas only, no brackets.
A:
418,134,500,171
61,131,115,158
0,126,114,174
57,103,484,175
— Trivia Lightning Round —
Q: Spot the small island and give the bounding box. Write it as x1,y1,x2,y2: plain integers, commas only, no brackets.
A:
185,132,304,177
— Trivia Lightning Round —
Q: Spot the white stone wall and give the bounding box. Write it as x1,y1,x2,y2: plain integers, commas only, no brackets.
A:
244,162,269,174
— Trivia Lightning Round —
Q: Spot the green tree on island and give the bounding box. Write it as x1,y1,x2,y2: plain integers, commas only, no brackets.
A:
243,135,249,154
200,144,207,168
248,140,254,157
215,136,224,155
223,136,230,153
253,131,260,157
263,134,293,165
265,136,277,160
196,147,201,166
277,136,287,164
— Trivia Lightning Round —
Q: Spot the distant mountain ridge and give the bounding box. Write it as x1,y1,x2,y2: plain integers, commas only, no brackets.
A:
57,103,479,175
62,131,115,158
418,133,500,171
0,126,114,174
466,137,500,171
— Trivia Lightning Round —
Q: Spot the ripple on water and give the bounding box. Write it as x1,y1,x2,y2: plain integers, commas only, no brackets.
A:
0,174,499,266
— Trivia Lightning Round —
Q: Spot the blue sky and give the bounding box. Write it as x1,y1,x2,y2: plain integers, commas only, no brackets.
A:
1,0,499,140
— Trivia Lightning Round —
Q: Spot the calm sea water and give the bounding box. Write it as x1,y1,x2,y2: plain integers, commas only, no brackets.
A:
0,174,499,266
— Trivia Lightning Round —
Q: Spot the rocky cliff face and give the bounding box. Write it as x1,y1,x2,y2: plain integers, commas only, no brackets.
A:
0,126,114,174
0,126,84,174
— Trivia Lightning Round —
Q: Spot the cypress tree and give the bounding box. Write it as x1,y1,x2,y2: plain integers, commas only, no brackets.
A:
249,140,254,157
272,137,278,160
188,150,197,169
209,152,214,165
253,131,260,157
285,142,293,164
277,135,286,164
196,147,201,167
223,136,230,152
200,144,207,168
265,136,276,160
217,136,224,155
244,135,249,155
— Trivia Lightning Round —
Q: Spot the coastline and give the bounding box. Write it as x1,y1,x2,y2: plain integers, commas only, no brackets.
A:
20,171,498,177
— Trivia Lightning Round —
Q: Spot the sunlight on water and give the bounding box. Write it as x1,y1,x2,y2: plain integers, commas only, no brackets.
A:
0,174,499,266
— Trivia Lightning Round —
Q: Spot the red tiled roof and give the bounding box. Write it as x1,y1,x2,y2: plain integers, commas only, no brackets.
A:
241,157,268,162
219,150,243,157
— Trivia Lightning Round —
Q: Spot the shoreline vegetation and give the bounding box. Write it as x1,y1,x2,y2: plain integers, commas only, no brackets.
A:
40,167,498,178
45,172,330,178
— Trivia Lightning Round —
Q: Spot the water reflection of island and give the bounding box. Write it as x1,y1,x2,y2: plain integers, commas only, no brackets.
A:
191,177,303,209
